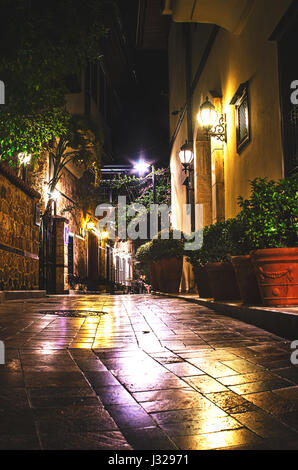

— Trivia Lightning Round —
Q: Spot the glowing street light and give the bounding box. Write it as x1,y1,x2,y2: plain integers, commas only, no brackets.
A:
48,189,59,201
86,221,96,230
134,159,150,177
178,141,194,205
197,96,227,142
133,158,157,204
178,141,194,167
197,96,218,131
101,230,109,239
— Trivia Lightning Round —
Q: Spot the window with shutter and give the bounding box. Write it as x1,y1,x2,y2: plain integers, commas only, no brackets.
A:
230,82,251,154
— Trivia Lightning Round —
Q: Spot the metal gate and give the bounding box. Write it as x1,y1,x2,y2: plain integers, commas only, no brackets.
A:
39,215,56,294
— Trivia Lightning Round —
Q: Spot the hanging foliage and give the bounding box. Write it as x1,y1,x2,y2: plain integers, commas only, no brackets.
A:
0,0,107,162
100,167,171,208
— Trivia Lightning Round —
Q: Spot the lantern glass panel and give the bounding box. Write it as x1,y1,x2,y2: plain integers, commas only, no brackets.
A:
198,98,218,129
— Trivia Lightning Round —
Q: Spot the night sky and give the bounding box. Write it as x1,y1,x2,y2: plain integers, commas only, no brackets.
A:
111,1,170,168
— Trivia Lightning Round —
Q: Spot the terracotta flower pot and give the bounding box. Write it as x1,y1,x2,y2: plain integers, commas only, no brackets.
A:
231,255,262,304
149,262,158,291
160,257,183,293
192,265,213,298
206,262,241,301
149,261,164,291
250,248,298,306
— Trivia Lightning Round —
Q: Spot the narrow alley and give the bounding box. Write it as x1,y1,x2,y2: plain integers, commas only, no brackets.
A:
1,295,298,450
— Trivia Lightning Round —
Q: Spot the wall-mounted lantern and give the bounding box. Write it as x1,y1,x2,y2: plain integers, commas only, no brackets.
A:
179,140,194,204
47,188,59,216
197,96,227,142
178,140,194,170
81,219,98,239
86,221,96,230
48,189,59,201
101,230,109,240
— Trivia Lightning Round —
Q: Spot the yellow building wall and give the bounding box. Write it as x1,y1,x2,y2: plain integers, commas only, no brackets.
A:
193,0,291,218
168,0,292,290
169,0,292,219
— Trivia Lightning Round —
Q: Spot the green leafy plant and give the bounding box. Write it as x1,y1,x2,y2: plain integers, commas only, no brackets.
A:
100,167,171,235
134,168,171,207
186,218,249,268
100,168,171,207
237,175,298,249
136,230,185,263
0,0,107,162
135,242,152,264
187,174,298,268
44,114,103,215
150,230,185,260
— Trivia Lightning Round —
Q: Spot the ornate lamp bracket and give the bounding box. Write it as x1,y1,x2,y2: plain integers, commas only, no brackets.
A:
208,114,227,142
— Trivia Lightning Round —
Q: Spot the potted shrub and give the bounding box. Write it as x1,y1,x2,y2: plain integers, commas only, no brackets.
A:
230,254,262,304
228,216,262,304
135,242,161,291
199,220,241,301
238,176,298,306
150,230,185,293
186,246,212,298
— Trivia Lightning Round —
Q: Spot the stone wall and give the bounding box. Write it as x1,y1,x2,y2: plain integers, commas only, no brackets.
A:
0,152,94,293
0,164,40,290
28,154,89,291
57,168,88,280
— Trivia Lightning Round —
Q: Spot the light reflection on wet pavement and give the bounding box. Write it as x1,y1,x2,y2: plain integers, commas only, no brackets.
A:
0,294,298,449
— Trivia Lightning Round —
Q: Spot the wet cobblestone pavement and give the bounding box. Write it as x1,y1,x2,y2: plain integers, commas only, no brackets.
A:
0,294,298,450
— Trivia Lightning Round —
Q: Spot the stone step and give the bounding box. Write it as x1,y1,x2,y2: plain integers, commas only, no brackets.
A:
155,292,298,341
2,290,47,301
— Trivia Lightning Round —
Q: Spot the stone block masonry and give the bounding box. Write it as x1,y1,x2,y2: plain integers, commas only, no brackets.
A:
0,164,40,290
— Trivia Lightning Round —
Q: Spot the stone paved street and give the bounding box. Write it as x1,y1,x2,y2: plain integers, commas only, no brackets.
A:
0,294,298,450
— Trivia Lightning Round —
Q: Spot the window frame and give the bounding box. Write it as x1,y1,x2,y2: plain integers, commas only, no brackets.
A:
230,82,251,154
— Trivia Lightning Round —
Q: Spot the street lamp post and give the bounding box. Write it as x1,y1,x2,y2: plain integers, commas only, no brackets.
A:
152,164,156,205
134,159,156,204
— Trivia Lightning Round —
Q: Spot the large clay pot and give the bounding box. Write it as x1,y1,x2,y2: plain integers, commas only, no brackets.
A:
206,262,241,301
149,261,164,291
193,265,213,298
149,262,159,291
250,248,298,306
231,255,262,304
160,257,183,293
155,260,164,291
